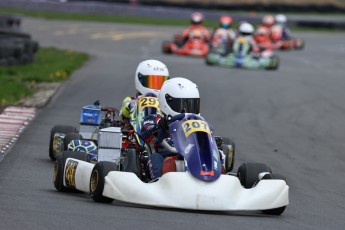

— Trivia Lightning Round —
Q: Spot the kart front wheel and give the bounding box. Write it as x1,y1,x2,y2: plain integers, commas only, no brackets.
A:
90,161,118,203
54,151,88,192
237,162,272,188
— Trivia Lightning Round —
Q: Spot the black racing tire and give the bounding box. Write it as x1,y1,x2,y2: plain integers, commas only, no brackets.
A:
49,125,78,161
222,140,235,173
90,161,119,203
53,154,66,192
237,162,272,189
53,151,88,192
63,132,83,151
205,54,214,66
296,39,305,50
122,147,141,176
266,55,280,70
162,41,172,54
31,41,39,53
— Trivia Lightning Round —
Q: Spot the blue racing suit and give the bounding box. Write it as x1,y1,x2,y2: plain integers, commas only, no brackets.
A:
140,114,185,180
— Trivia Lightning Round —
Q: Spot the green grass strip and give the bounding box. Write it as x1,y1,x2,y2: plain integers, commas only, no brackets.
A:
0,47,88,105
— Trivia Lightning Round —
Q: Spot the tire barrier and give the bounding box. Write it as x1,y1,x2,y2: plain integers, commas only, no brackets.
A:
0,15,39,66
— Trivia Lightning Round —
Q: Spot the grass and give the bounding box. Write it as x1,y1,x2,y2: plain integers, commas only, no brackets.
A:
0,47,89,105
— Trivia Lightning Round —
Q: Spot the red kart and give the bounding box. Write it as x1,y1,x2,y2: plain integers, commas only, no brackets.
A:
271,26,304,50
254,26,304,51
162,30,209,57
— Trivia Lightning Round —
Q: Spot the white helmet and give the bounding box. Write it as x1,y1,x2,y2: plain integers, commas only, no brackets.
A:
135,59,169,96
262,15,275,26
158,77,200,117
238,22,254,36
191,12,204,25
275,14,287,25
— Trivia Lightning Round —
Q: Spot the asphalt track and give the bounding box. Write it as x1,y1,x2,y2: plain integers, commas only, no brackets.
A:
0,17,345,230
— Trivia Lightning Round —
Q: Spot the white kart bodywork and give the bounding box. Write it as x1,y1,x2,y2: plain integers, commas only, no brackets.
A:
64,159,288,211
104,171,288,211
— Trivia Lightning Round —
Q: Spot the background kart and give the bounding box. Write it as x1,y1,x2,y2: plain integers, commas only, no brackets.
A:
48,102,121,161
254,26,305,51
53,113,287,215
162,33,209,57
206,49,279,70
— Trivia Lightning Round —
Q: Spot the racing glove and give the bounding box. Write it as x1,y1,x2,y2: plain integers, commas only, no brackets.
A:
158,116,170,131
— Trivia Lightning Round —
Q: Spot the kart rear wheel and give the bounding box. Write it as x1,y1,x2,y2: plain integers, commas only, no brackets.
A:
53,151,88,192
295,39,305,50
221,140,235,173
49,125,78,161
63,132,83,151
266,55,279,70
205,52,219,66
162,41,172,54
237,162,272,188
90,161,118,203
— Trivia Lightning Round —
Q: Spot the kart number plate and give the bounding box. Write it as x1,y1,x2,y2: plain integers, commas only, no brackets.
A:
138,97,159,111
182,120,211,137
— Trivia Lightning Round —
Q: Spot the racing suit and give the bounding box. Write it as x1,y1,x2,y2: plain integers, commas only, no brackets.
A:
271,24,292,41
181,25,211,44
210,27,236,55
232,35,260,57
140,114,185,180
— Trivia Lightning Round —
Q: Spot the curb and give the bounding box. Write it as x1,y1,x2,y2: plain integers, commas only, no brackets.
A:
0,106,36,155
0,82,60,159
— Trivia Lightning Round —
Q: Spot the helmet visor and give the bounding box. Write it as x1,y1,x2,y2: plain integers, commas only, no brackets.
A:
220,22,230,28
166,94,200,114
139,74,169,90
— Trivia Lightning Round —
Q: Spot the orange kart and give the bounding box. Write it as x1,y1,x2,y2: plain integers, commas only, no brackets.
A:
162,30,209,57
271,26,305,50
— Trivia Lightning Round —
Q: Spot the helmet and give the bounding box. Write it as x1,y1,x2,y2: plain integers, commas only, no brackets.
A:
275,14,287,25
219,16,232,29
254,27,269,42
262,15,275,26
135,59,169,96
238,22,254,36
191,12,204,25
158,77,200,117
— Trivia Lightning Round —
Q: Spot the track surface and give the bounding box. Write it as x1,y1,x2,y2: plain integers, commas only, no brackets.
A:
0,18,345,230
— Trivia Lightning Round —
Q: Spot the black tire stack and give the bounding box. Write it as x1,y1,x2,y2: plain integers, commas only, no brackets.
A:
0,14,39,66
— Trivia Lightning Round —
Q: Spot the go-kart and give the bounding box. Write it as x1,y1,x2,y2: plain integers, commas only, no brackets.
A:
162,30,209,57
48,101,121,161
254,26,304,51
206,48,279,70
54,111,288,215
271,25,304,50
